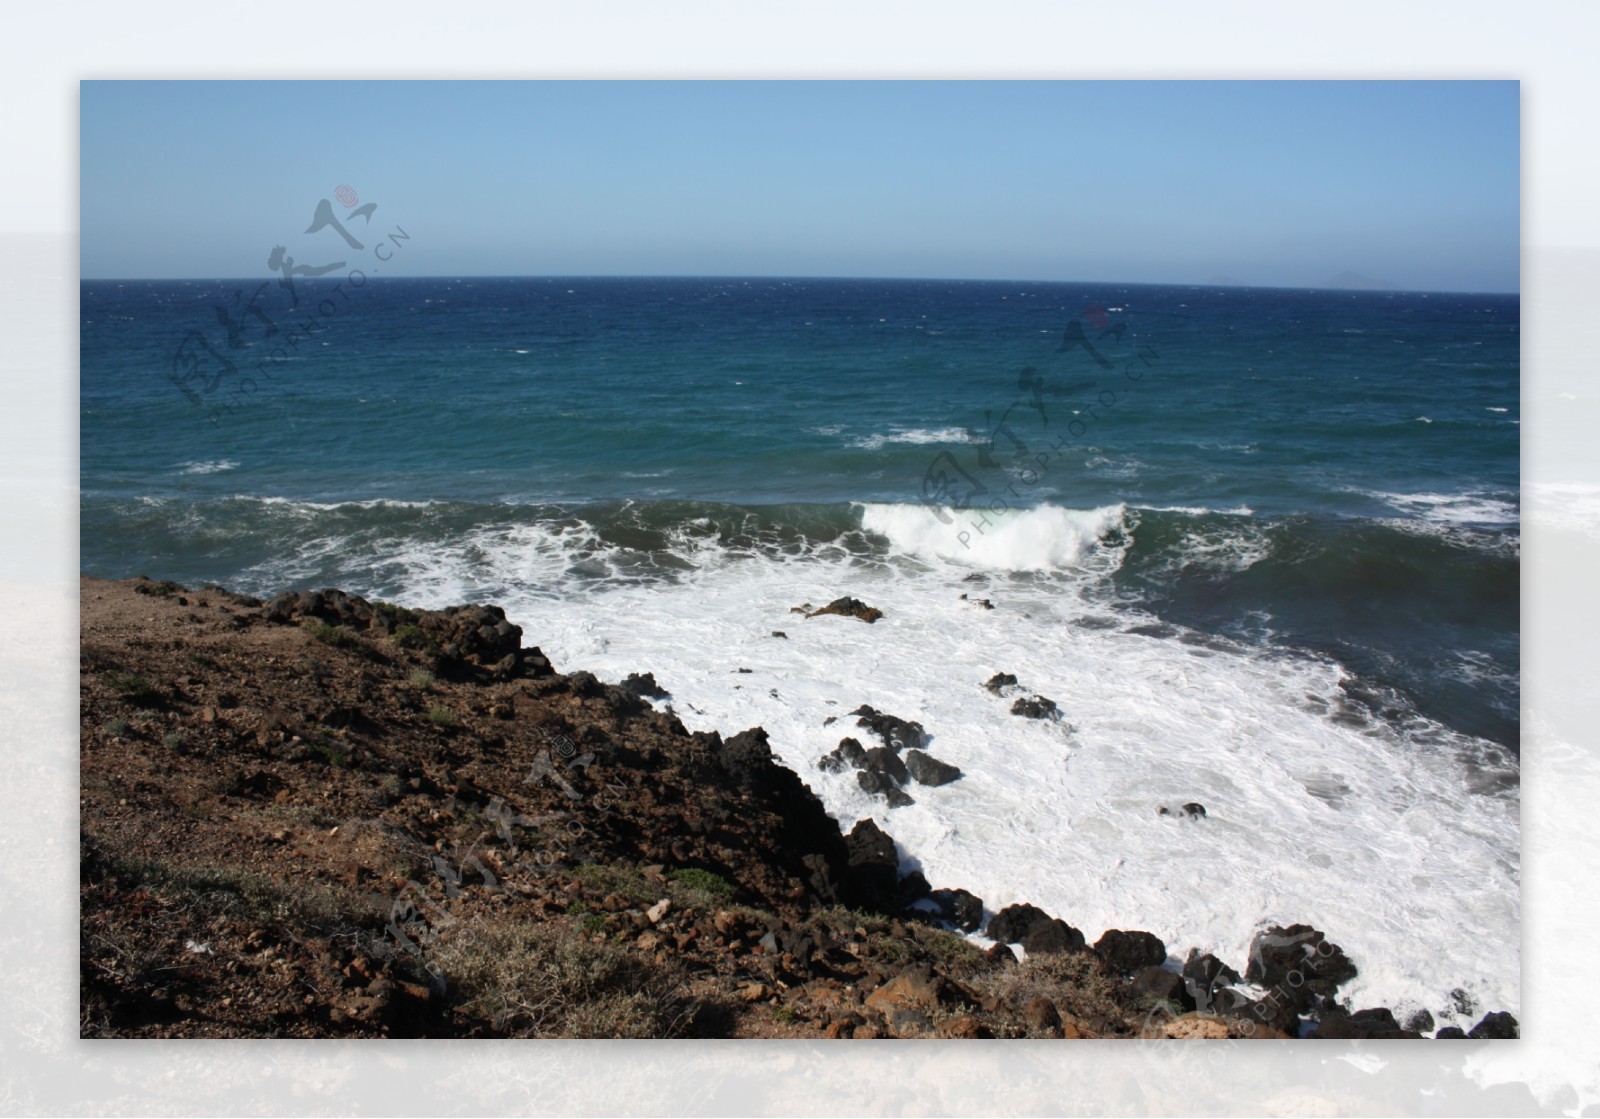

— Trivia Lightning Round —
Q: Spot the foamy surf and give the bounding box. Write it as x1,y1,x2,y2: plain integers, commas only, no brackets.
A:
243,499,1520,1028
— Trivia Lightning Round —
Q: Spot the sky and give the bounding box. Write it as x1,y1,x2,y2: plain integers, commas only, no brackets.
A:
79,80,1520,292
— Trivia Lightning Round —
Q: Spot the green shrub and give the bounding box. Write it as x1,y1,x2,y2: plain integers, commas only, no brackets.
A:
102,717,131,739
101,672,163,707
307,739,350,768
392,623,436,653
302,619,364,650
667,867,735,901
409,667,438,690
426,704,456,728
186,651,220,670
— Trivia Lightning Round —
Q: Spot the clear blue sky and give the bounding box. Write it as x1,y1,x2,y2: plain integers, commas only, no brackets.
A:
80,80,1520,292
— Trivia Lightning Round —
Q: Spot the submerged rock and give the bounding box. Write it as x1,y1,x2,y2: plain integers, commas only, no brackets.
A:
851,705,927,751
1010,695,1059,720
619,671,670,700
928,887,984,932
805,597,883,624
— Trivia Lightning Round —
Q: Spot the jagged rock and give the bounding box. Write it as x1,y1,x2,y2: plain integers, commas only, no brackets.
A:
904,749,961,786
895,870,931,908
1022,918,1085,955
1243,924,1358,1011
717,727,777,793
1309,1007,1419,1039
1182,950,1242,1005
1403,1009,1435,1035
856,767,915,806
851,706,927,751
805,597,883,624
620,672,669,700
1010,695,1058,720
863,746,909,787
865,965,944,1021
1436,1026,1468,1039
1130,966,1191,1010
1094,929,1166,975
986,902,1053,944
818,735,869,773
843,819,899,908
983,672,1018,692
1181,802,1206,818
1468,1011,1519,1039
929,888,984,932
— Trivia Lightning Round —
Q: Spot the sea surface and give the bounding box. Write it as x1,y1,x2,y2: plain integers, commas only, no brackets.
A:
81,276,1521,1026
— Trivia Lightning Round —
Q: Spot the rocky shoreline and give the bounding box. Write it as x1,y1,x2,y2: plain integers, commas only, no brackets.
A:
79,577,1517,1039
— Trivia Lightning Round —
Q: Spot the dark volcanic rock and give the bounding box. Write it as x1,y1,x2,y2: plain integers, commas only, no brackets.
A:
1022,918,1086,955
1094,929,1166,975
985,903,1053,945
1244,924,1358,1012
619,672,669,700
1467,1011,1519,1039
904,749,962,786
1403,1009,1435,1035
1309,1007,1419,1039
805,597,883,624
1181,802,1206,818
928,888,985,933
1010,695,1058,720
1182,950,1242,1005
844,819,900,909
718,727,778,793
863,746,909,787
1130,966,1191,1010
851,706,927,752
819,736,870,773
1436,1026,1468,1039
983,672,1018,693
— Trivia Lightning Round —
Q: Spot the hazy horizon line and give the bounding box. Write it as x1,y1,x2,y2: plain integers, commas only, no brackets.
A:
76,272,1522,296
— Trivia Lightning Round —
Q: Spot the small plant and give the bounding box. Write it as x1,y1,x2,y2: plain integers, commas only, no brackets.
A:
667,867,735,901
186,651,220,670
302,619,364,650
392,623,436,654
427,704,457,728
134,579,183,598
307,739,350,768
771,1004,799,1024
101,671,163,707
102,717,130,739
161,731,185,752
577,912,608,936
409,667,438,690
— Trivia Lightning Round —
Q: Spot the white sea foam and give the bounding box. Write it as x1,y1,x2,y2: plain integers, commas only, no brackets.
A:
1369,490,1520,527
847,427,970,450
239,503,1521,1024
859,501,1126,573
178,459,238,474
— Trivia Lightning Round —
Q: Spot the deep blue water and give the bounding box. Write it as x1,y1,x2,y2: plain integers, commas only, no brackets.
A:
80,276,1520,750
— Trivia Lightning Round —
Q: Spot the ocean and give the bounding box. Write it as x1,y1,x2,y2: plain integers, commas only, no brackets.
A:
80,275,1520,1026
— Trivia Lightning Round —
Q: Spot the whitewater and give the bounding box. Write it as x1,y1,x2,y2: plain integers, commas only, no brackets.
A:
233,498,1520,1030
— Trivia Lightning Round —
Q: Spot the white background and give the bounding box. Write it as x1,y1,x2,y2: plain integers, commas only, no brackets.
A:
3,2,1597,1114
